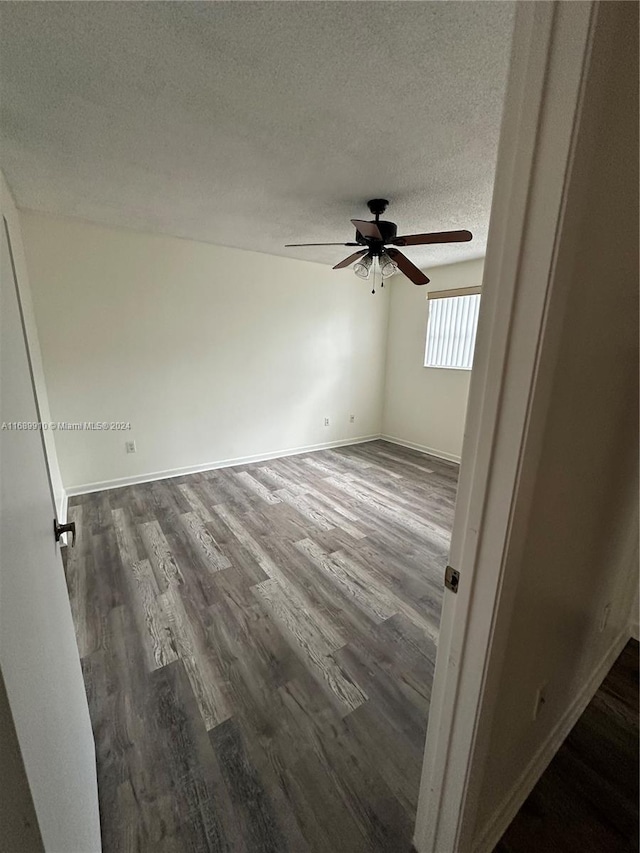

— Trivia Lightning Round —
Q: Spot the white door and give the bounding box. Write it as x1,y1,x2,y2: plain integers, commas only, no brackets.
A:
0,216,101,851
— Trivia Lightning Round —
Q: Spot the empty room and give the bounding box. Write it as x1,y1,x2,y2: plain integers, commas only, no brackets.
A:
1,3,638,853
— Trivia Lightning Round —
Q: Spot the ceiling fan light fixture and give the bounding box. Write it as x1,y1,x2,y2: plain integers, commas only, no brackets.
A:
287,200,471,288
379,251,398,279
353,255,373,279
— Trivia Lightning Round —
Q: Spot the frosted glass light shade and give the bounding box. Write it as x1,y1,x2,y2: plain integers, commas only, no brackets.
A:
353,255,373,279
379,251,398,279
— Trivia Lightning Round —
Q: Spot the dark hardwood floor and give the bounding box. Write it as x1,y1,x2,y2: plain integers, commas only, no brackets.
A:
65,439,457,852
495,639,639,853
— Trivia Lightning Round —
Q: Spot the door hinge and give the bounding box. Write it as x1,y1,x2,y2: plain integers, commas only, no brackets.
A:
445,565,460,594
53,518,76,547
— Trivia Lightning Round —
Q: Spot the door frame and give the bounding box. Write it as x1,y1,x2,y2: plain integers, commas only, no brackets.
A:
0,174,67,524
413,3,598,851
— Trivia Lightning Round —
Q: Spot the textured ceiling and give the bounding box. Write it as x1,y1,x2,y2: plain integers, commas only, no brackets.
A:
0,1,514,268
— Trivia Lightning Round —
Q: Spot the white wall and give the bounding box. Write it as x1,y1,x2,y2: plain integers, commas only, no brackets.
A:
0,174,66,521
472,2,639,846
20,212,389,492
382,258,483,462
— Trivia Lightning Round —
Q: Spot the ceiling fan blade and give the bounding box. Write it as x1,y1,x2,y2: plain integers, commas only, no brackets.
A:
387,249,430,285
285,242,361,247
333,249,368,270
351,219,383,241
390,229,473,247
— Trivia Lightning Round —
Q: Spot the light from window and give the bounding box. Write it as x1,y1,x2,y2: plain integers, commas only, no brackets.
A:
425,291,481,370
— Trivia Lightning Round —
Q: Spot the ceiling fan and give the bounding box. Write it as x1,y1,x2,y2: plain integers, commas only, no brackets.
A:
286,199,472,290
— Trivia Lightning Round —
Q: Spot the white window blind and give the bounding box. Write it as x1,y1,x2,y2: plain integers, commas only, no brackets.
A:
424,289,481,370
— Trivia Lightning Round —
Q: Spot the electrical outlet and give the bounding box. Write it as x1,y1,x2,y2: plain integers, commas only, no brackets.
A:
349,414,355,423
532,683,548,721
600,603,611,632
125,440,137,454
324,417,330,427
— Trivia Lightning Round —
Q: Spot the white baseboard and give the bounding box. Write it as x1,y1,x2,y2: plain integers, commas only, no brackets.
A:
65,434,381,497
379,434,461,465
473,629,629,853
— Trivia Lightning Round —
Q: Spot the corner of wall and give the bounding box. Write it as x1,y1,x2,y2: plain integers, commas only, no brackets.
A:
380,258,484,458
378,276,396,435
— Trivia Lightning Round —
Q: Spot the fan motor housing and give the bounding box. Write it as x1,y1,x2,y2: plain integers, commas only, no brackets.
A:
355,220,398,245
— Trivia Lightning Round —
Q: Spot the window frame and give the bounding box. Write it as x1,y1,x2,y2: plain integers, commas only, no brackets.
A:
424,285,482,371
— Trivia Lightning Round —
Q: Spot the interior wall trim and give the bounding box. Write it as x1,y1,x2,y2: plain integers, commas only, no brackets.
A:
65,434,381,497
380,434,461,465
472,628,630,853
59,489,70,545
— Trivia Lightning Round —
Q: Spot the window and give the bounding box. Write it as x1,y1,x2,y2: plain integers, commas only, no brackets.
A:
424,287,481,370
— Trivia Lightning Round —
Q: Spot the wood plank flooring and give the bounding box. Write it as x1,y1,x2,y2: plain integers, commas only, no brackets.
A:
65,440,456,852
495,639,639,853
